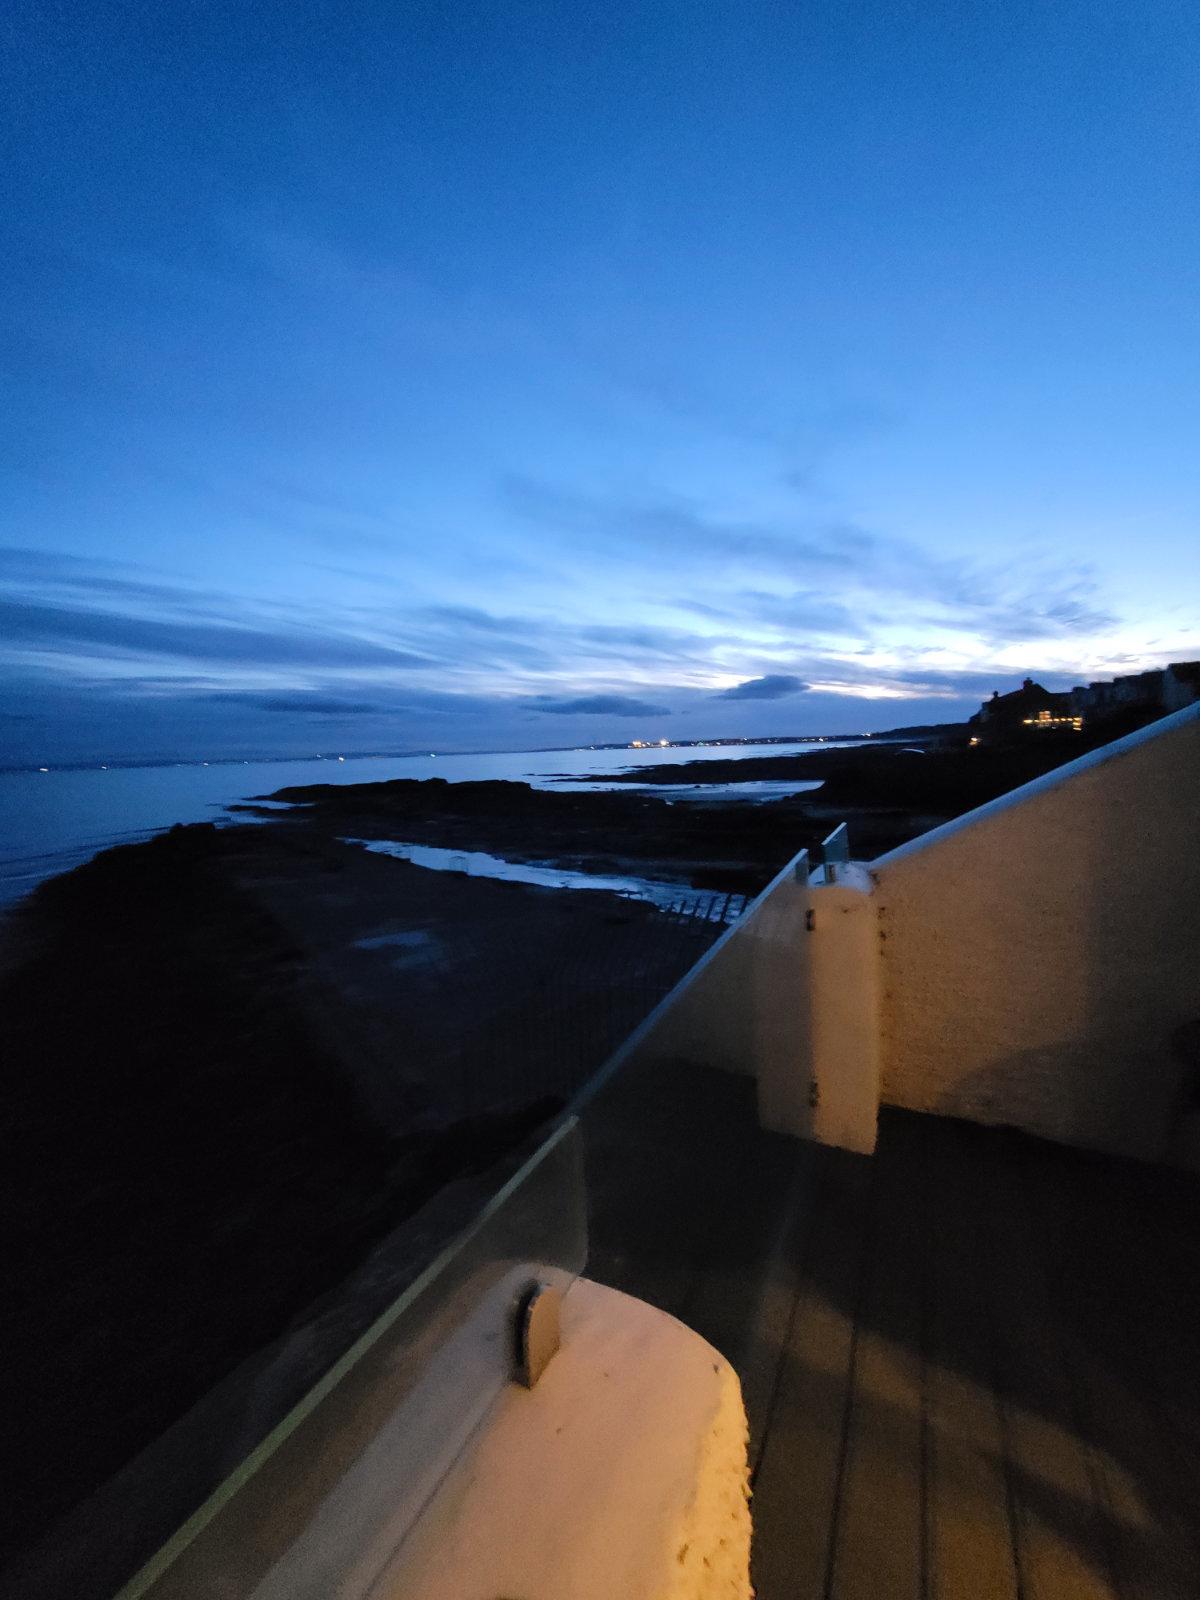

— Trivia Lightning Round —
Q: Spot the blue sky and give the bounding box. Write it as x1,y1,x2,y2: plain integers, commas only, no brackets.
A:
2,0,1197,763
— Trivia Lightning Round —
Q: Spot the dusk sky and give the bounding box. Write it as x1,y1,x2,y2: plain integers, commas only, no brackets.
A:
3,0,1198,765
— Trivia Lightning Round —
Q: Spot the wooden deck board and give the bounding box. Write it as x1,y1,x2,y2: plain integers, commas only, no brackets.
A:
680,1151,821,1465
1019,1139,1200,1600
827,1111,928,1600
579,1061,1200,1600
924,1119,1020,1600
986,1141,1123,1600
735,1146,876,1600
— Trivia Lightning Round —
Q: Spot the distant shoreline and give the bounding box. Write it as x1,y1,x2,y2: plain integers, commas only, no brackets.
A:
0,724,962,777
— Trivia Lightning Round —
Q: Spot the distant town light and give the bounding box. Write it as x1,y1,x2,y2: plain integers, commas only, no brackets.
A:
1021,713,1083,729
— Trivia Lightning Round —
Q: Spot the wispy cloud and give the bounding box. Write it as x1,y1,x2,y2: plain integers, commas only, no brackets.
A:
0,513,1156,767
499,476,1119,656
0,598,433,671
203,692,387,716
502,475,869,574
532,693,672,716
716,674,809,701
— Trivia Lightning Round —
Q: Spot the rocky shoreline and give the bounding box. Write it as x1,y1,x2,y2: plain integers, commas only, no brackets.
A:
247,733,1089,894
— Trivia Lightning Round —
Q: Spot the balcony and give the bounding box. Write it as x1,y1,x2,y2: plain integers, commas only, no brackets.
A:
11,702,1198,1599
585,1058,1200,1599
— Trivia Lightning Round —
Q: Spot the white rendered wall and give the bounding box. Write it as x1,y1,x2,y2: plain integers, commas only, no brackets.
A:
379,1278,752,1600
774,863,880,1154
604,852,880,1154
873,703,1200,1163
603,703,1198,1164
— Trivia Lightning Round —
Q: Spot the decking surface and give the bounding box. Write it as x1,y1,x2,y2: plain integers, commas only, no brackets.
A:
580,1059,1200,1600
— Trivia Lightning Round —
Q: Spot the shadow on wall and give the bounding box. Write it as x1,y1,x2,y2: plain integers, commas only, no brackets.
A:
876,703,1200,1166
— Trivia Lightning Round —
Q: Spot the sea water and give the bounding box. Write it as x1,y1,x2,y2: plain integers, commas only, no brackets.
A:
0,740,850,904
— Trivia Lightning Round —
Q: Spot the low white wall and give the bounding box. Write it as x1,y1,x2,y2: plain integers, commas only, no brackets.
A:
874,703,1200,1163
381,1279,752,1600
604,851,880,1154
602,703,1199,1166
775,863,879,1154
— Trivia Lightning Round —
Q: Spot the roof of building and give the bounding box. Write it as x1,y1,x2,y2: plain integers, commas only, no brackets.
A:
972,679,1068,724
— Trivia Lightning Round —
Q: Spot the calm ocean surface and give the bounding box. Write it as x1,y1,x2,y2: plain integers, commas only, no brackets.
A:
0,740,853,905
